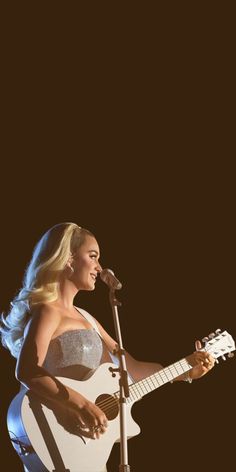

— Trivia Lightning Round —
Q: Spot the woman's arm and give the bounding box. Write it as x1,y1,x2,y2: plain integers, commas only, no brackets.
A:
16,305,108,437
16,305,84,408
94,319,163,382
95,319,215,383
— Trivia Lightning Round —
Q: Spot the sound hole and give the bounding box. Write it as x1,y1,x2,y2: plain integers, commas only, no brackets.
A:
95,394,119,420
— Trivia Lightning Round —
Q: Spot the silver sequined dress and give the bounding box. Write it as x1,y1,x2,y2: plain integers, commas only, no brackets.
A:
23,311,107,472
43,328,103,380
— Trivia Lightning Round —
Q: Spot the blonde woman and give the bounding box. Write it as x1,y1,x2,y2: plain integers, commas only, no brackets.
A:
1,222,215,472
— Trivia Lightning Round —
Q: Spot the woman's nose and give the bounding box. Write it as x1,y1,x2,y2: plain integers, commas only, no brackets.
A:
96,262,102,273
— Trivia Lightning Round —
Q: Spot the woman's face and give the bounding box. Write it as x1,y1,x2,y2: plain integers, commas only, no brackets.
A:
71,236,102,290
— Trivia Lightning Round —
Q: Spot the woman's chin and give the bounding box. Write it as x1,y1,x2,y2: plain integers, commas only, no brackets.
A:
83,282,96,291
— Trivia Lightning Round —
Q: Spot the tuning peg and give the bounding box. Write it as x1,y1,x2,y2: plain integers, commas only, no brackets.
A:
221,355,226,361
215,359,219,364
202,337,209,343
208,333,215,339
228,352,234,358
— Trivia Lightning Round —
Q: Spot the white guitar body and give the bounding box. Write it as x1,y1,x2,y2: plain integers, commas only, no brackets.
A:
7,330,235,472
8,363,140,472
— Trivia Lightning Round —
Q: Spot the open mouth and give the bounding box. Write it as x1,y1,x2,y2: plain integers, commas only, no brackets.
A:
90,274,97,281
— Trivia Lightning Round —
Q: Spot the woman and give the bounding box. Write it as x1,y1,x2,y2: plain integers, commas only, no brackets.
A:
1,222,215,472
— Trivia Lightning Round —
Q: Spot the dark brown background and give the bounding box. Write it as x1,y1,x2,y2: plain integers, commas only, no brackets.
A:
1,4,235,471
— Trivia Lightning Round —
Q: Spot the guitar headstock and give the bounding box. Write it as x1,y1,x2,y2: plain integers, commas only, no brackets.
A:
201,329,235,363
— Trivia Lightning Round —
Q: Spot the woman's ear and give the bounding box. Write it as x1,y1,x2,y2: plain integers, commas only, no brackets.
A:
65,253,74,274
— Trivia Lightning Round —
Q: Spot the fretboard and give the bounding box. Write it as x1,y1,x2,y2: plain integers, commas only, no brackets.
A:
115,357,192,404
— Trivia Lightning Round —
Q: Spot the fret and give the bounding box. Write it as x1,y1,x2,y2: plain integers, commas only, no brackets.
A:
116,330,234,405
124,357,193,402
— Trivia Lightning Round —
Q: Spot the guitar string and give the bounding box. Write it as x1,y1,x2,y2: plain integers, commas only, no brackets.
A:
77,345,225,425
96,378,173,413
80,349,219,417
96,380,164,414
96,378,171,416
97,346,225,415
95,362,192,413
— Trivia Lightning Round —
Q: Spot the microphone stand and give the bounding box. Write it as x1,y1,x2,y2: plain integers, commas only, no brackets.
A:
108,288,131,472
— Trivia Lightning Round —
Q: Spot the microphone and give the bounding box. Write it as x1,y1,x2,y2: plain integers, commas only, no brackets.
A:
100,268,122,290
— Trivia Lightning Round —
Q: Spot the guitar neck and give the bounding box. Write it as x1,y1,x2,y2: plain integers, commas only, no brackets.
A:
125,357,192,403
120,329,235,403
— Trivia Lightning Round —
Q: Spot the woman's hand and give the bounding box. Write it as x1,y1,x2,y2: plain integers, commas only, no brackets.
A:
54,391,108,439
187,340,215,380
73,397,108,439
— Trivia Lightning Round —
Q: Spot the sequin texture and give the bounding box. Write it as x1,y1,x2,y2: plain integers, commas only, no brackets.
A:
43,329,103,379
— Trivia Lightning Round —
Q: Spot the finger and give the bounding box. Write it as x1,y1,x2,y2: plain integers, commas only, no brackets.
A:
99,424,107,434
208,354,215,364
201,353,215,367
101,416,108,428
201,356,210,367
201,358,215,371
97,413,108,428
75,417,86,429
196,352,211,362
92,425,103,440
97,423,107,438
194,352,206,364
95,429,102,440
91,425,98,439
195,340,202,351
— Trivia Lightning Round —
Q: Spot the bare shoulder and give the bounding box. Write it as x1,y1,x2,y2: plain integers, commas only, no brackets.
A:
24,303,62,338
17,304,63,375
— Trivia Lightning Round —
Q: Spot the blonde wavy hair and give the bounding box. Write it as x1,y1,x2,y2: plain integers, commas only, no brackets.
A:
0,222,94,358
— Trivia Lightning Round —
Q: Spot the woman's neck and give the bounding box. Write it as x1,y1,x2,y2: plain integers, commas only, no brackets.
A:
56,278,79,310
